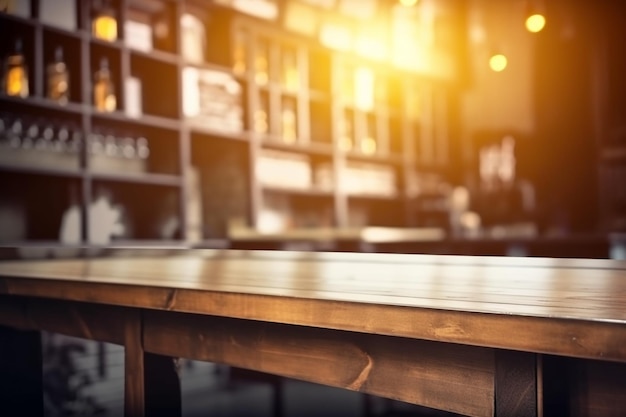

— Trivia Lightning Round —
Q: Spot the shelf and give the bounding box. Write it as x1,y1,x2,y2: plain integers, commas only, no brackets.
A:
0,162,83,179
347,193,401,201
90,171,182,187
182,60,236,75
308,89,330,102
1,5,449,241
0,94,86,115
41,24,85,41
91,110,181,131
130,47,181,66
0,242,194,260
0,11,36,26
344,151,405,166
187,123,250,142
262,185,334,197
90,37,124,50
601,147,626,161
261,138,334,156
99,239,188,249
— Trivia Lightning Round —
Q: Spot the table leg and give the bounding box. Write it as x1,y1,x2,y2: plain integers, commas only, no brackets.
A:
495,350,538,417
124,311,181,417
0,326,43,417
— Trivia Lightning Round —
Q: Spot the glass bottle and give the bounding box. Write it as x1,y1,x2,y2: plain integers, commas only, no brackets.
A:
136,137,150,160
281,47,299,92
360,115,377,155
281,100,297,144
26,121,39,150
55,125,70,153
254,93,269,134
254,40,269,86
8,118,23,149
3,38,29,98
104,133,118,157
47,46,70,105
232,30,247,76
93,57,116,112
92,0,118,42
338,110,353,152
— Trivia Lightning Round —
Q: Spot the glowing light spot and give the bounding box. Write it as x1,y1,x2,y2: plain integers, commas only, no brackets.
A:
489,54,508,72
525,14,546,33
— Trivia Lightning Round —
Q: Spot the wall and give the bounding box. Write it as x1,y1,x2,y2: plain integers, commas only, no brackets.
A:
460,0,536,143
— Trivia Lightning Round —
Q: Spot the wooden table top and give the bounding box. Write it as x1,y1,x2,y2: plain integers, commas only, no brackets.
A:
1,250,625,362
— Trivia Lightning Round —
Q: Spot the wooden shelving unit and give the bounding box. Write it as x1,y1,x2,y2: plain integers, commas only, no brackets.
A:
0,0,460,246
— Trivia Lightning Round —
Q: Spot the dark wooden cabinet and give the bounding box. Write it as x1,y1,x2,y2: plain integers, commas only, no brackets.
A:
0,0,459,246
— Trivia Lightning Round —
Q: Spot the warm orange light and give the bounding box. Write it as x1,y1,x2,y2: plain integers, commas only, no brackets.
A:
525,13,546,33
354,67,375,111
355,35,387,61
489,54,507,72
399,0,418,6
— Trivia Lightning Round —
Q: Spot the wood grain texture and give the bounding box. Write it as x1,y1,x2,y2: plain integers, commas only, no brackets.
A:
123,311,182,417
143,309,495,417
495,350,537,417
125,310,145,417
0,250,625,362
0,295,128,344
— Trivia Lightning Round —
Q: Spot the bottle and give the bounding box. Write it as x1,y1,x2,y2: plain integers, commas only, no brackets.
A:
92,0,118,42
47,46,70,105
55,125,70,153
35,124,55,151
281,48,299,91
120,136,135,159
254,96,269,134
136,137,150,160
104,133,118,157
338,112,353,152
254,109,268,134
254,41,269,86
232,30,247,76
8,118,23,149
3,38,29,98
26,121,39,150
281,102,297,144
360,136,377,155
93,57,116,112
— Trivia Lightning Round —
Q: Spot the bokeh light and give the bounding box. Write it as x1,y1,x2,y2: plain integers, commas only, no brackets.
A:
525,13,546,33
489,53,508,72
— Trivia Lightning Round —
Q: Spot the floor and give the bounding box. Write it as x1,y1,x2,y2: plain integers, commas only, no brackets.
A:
42,334,460,417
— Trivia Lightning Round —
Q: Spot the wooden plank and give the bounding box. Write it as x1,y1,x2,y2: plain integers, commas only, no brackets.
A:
143,310,495,417
495,350,537,417
124,310,182,417
0,252,625,363
1,276,625,362
0,295,127,345
125,310,145,417
26,298,127,344
0,326,43,417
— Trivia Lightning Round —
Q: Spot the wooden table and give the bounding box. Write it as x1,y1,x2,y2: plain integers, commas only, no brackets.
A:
0,250,625,417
